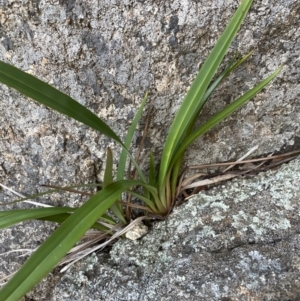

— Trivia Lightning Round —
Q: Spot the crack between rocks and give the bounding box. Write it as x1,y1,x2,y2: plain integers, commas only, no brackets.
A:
209,233,298,254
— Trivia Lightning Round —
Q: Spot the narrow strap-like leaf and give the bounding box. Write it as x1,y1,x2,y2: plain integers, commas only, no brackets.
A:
158,0,253,199
0,61,122,144
104,148,127,223
0,61,148,183
169,52,254,198
0,207,73,228
37,213,108,231
103,148,113,188
0,180,152,301
126,190,159,213
169,67,282,167
0,207,108,231
117,92,148,181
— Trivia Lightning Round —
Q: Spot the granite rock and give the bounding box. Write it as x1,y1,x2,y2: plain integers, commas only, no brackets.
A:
51,157,300,301
0,0,299,299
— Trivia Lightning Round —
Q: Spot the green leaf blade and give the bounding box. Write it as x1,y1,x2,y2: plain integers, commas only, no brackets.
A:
0,207,74,229
168,52,255,194
103,148,126,223
37,213,108,231
0,208,108,231
0,180,147,301
103,148,114,188
0,61,122,144
158,0,253,197
170,67,282,166
117,92,148,181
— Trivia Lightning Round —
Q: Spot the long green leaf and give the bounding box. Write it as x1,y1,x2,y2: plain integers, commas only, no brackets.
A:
117,92,148,181
169,67,282,167
169,56,239,199
127,190,159,213
169,51,254,198
0,207,73,223
0,180,149,301
0,61,122,144
0,208,108,231
194,51,253,124
0,61,148,186
37,213,108,231
104,148,126,223
103,148,113,188
158,0,253,199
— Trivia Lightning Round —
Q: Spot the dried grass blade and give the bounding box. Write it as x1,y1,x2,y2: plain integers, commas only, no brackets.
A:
59,216,150,272
188,148,300,170
183,173,238,190
223,144,259,172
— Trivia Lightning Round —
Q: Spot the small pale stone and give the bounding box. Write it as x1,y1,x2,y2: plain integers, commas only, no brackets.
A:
125,222,148,241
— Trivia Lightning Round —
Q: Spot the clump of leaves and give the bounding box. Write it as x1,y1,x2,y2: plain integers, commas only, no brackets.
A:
0,0,281,299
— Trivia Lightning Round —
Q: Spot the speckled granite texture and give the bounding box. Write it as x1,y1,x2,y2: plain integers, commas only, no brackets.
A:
50,157,300,301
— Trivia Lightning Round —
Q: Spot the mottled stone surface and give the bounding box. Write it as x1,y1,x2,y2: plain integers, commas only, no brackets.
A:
0,0,299,300
51,157,300,301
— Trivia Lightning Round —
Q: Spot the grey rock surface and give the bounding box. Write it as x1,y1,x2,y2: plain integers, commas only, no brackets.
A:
0,0,299,299
51,157,300,301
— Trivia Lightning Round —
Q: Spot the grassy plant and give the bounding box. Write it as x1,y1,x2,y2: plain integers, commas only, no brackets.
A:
0,0,282,299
